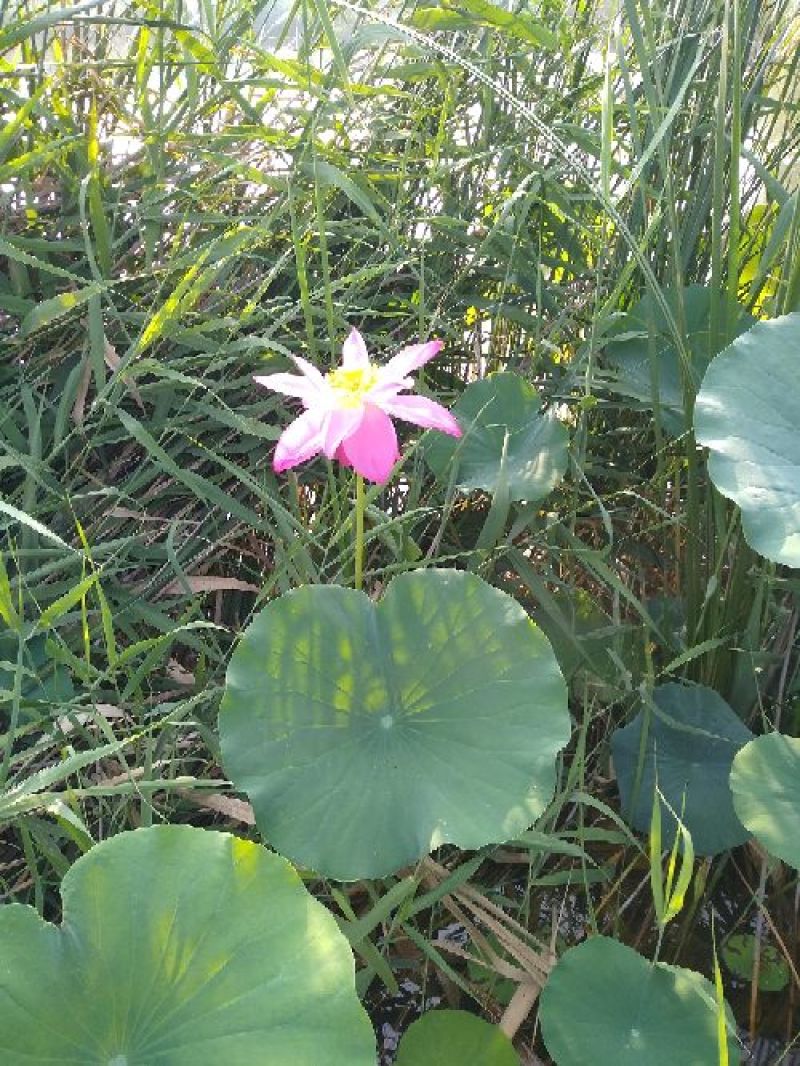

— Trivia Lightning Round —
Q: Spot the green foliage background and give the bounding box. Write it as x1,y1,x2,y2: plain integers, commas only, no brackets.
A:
1,0,798,1059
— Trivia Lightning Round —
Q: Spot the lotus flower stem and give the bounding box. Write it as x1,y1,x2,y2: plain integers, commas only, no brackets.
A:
354,473,365,591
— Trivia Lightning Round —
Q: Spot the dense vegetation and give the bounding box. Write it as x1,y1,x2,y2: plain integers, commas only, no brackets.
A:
1,0,798,1062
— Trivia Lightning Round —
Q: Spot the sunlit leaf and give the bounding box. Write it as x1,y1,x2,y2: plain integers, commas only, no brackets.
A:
729,732,800,871
411,0,556,48
220,569,569,879
0,826,375,1064
694,312,800,567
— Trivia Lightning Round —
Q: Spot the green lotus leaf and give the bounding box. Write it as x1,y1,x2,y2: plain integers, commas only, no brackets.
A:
605,285,755,435
694,312,800,567
422,372,569,502
0,630,74,723
721,933,790,992
0,825,375,1064
220,569,570,880
395,1010,519,1065
611,682,752,855
729,732,800,871
540,937,740,1065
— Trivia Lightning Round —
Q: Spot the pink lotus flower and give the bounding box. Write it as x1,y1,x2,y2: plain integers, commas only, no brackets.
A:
255,328,461,483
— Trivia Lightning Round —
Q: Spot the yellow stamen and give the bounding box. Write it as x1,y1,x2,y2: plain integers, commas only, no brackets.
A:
326,365,379,409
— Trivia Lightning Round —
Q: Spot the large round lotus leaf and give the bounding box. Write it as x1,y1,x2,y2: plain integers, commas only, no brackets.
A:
729,732,800,871
611,682,752,854
0,825,375,1064
395,1010,519,1065
220,568,569,880
539,937,740,1065
694,313,800,567
605,285,755,436
422,372,569,502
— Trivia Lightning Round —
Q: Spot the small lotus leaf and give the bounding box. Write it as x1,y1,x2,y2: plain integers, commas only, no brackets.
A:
539,937,740,1065
220,569,570,880
422,372,569,502
611,682,752,854
721,934,790,992
694,312,800,567
530,587,646,695
395,1010,519,1065
729,732,800,871
0,630,73,722
0,825,375,1064
605,285,755,435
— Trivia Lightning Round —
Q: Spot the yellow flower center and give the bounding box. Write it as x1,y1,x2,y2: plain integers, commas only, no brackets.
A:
326,365,379,409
